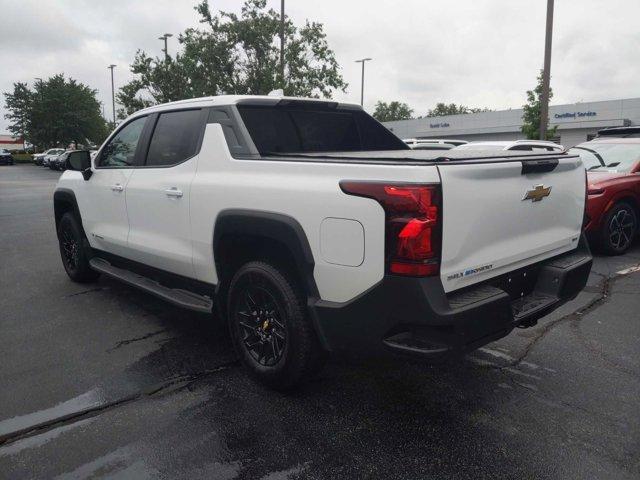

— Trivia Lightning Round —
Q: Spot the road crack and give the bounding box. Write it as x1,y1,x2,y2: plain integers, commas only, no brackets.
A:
509,263,639,368
0,361,238,448
107,329,168,352
64,287,104,298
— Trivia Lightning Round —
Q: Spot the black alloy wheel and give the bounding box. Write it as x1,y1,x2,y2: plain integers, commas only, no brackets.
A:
601,202,637,255
227,261,325,390
57,213,100,282
234,282,287,367
60,224,80,273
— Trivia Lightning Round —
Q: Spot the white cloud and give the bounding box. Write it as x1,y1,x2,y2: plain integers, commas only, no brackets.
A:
2,0,639,132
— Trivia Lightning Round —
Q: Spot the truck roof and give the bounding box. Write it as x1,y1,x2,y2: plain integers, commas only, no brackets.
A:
136,95,363,115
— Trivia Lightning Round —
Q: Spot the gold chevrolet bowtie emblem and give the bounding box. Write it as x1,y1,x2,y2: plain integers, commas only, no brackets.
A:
523,184,552,202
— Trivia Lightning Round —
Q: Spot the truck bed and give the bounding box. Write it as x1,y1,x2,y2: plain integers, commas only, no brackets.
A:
252,149,572,166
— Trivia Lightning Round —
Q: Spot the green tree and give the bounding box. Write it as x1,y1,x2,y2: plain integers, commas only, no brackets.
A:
3,82,31,144
372,101,413,122
427,103,492,117
521,70,557,140
117,0,347,118
4,75,108,149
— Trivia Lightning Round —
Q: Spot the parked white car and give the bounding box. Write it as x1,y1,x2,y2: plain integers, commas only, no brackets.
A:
54,95,591,389
403,138,468,149
453,140,564,152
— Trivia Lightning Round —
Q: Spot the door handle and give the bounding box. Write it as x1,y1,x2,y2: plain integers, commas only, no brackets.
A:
165,187,183,198
111,184,124,192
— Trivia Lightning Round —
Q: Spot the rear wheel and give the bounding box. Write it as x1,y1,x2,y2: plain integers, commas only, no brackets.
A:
227,261,325,390
599,202,637,255
57,213,100,282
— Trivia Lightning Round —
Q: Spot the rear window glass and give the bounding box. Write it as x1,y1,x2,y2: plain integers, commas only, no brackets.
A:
237,104,408,154
146,109,202,166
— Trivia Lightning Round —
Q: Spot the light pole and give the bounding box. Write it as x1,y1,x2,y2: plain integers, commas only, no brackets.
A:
33,78,43,152
355,58,372,107
539,0,554,140
108,64,116,124
280,0,285,90
158,33,173,60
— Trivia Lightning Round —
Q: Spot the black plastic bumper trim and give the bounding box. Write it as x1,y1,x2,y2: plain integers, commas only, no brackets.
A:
311,237,592,360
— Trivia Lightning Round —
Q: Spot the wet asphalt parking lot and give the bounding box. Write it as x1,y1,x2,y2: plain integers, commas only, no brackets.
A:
1,164,639,479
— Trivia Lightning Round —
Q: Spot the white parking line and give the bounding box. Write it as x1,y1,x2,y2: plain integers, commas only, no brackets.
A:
615,265,640,276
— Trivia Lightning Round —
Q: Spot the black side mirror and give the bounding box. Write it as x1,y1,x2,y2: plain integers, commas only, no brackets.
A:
67,150,92,180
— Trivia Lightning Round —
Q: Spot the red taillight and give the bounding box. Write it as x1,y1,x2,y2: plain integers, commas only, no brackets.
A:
340,181,441,277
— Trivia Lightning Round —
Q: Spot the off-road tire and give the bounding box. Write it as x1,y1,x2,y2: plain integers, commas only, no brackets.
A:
57,213,100,282
227,260,326,390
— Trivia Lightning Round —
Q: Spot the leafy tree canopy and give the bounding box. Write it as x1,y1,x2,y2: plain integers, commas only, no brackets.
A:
426,103,492,117
117,0,347,118
3,74,109,149
521,69,558,140
372,101,414,122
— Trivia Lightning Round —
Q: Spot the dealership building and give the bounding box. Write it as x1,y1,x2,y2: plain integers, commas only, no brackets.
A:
383,97,640,148
0,134,24,151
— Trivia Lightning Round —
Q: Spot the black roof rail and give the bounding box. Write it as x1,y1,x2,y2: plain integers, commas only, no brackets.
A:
596,126,640,138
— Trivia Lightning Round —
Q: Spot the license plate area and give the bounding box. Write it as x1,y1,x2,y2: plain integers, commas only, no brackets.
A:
493,264,541,301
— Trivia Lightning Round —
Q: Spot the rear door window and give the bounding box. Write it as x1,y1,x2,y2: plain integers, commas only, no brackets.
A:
145,109,203,167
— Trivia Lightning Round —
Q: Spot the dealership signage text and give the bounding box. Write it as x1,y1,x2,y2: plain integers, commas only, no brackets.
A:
554,111,597,119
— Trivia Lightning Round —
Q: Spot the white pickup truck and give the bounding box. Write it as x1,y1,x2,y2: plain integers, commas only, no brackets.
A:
54,95,592,389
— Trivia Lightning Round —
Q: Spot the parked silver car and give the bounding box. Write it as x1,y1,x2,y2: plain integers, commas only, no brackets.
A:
33,149,63,166
52,151,71,171
42,149,66,167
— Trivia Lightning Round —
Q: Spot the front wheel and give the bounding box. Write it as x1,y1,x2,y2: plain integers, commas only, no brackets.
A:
57,213,100,282
227,261,325,390
599,202,637,255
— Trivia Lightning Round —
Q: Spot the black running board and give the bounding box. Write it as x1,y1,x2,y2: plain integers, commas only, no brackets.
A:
89,258,213,313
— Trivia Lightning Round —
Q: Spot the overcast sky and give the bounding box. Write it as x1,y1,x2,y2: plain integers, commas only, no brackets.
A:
1,0,639,133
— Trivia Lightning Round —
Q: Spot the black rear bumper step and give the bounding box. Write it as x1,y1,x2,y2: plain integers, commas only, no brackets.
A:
312,237,592,360
89,258,213,313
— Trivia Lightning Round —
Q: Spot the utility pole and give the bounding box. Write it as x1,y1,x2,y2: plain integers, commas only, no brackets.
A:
355,58,372,107
280,0,285,91
108,64,116,124
158,33,173,60
539,0,554,140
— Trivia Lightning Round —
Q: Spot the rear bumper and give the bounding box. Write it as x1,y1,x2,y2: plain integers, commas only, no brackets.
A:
311,236,592,359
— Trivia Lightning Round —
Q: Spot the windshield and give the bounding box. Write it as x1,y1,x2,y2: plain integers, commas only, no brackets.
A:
569,143,640,172
237,104,409,155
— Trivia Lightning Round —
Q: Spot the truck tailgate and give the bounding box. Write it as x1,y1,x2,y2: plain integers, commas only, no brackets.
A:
437,155,585,293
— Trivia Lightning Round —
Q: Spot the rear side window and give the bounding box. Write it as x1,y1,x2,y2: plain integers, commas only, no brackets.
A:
146,109,202,166
237,104,408,155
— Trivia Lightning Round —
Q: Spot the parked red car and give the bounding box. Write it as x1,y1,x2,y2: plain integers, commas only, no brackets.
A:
569,138,640,255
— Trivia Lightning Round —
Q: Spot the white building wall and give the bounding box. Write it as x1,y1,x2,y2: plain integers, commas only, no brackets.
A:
384,97,640,147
